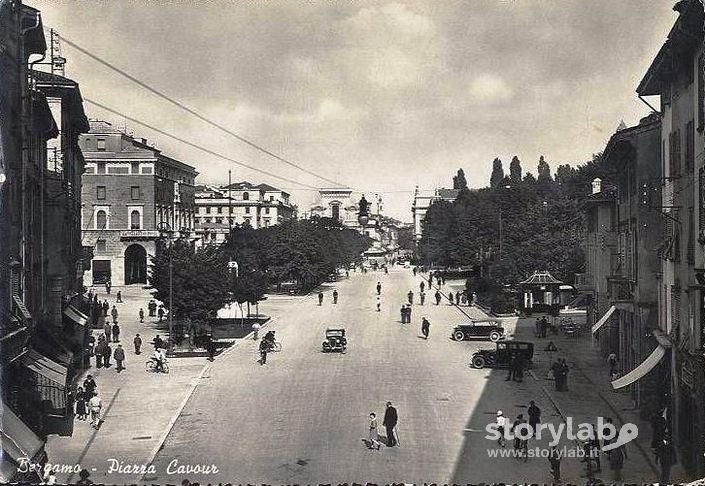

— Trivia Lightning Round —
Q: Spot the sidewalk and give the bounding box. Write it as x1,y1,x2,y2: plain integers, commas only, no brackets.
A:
45,285,209,485
516,316,689,483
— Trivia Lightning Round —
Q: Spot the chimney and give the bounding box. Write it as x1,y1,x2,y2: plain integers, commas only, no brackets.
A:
592,178,602,194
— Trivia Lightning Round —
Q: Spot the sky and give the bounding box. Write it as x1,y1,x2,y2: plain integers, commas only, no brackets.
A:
33,0,677,222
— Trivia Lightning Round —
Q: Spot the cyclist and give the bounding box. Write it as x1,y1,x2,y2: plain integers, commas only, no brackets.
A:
263,330,276,346
150,348,166,372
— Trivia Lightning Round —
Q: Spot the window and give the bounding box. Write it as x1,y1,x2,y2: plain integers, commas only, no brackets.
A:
108,166,129,174
97,138,106,151
96,239,107,253
84,166,95,174
244,217,251,225
270,195,274,201
264,219,270,227
265,207,270,214
215,218,222,224
142,166,153,174
689,207,695,265
96,186,106,200
131,162,140,174
96,210,107,229
97,162,106,174
699,54,704,131
206,207,211,214
130,210,140,229
332,204,340,221
245,206,250,214
669,130,681,178
686,121,695,174
217,207,222,214
243,192,249,201
131,186,140,200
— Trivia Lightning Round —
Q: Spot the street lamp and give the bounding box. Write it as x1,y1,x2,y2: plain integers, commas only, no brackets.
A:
157,222,189,355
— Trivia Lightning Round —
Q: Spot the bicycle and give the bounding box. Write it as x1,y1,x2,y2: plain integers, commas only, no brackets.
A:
270,341,282,352
145,358,170,373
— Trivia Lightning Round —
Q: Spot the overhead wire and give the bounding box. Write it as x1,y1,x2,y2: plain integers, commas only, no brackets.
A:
84,98,321,190
58,34,350,189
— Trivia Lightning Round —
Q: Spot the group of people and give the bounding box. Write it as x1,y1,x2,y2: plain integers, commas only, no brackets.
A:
534,316,557,338
366,402,399,449
551,358,570,391
73,375,103,429
505,351,526,382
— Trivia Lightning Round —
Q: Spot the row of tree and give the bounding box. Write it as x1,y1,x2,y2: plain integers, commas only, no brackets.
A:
417,154,612,310
149,217,370,323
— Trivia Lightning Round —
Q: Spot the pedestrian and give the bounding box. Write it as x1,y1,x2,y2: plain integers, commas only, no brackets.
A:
75,387,87,420
535,318,541,337
259,338,269,365
496,410,506,447
103,342,112,367
607,443,626,482
76,469,93,485
559,358,569,391
421,317,430,339
368,412,381,450
88,392,102,429
527,400,541,437
116,291,122,303
139,308,144,323
405,304,412,323
540,316,549,338
419,291,425,305
400,305,405,323
94,340,104,368
382,401,398,447
206,336,216,361
514,353,525,382
376,296,381,312
345,269,349,278
511,414,526,451
153,334,164,350
608,352,618,378
318,292,324,306
83,375,97,396
455,292,461,304
435,291,441,305
412,266,417,276
111,305,118,324
376,282,382,295
506,352,517,381
252,322,261,340
449,293,454,305
158,305,165,322
149,299,156,317
420,281,425,293
333,289,339,304
102,300,109,317
548,445,562,482
407,290,413,305
134,333,142,354
113,344,125,372
656,434,676,484
105,280,111,295
428,274,433,287
112,322,120,342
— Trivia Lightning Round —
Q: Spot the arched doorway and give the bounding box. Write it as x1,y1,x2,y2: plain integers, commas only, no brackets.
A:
124,244,147,285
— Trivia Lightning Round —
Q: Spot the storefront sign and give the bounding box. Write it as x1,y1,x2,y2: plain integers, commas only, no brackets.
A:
120,230,159,240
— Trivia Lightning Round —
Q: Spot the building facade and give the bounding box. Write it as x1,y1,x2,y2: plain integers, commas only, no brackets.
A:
636,0,705,475
80,121,198,286
411,186,460,242
194,182,296,246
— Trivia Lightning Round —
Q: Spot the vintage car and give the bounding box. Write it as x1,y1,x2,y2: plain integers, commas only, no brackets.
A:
452,320,505,342
470,341,534,369
322,328,347,353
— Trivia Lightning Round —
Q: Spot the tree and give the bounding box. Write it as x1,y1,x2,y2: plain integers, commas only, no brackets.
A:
149,242,230,323
490,158,504,189
397,226,415,250
509,156,522,184
555,164,577,185
537,155,552,184
453,168,468,191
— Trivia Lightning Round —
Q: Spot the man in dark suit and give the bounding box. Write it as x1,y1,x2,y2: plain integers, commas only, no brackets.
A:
383,401,398,447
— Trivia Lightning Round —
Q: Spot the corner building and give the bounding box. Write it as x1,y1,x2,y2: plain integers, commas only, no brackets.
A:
80,121,197,286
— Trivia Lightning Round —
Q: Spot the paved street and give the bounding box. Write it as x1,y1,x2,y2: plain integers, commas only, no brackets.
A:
141,267,658,485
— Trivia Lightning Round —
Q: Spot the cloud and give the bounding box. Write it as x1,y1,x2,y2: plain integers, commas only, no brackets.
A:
468,73,513,104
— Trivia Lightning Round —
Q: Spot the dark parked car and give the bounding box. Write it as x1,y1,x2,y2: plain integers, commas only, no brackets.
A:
322,328,347,353
452,320,505,342
470,341,534,369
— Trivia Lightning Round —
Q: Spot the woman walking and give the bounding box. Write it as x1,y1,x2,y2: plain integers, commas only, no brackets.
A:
368,412,381,450
75,387,87,421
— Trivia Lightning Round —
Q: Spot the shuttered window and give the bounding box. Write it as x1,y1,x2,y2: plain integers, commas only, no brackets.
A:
670,130,681,178
686,121,695,174
689,207,696,264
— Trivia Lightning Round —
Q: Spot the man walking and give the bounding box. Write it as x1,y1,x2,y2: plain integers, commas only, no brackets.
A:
105,280,111,295
158,305,165,322
113,344,125,372
111,322,120,343
139,308,144,323
549,445,562,482
103,342,112,368
435,291,441,305
102,300,109,317
527,400,541,437
376,282,382,295
656,434,676,484
407,290,414,305
383,402,398,447
420,281,425,293
134,334,142,354
116,291,122,303
103,322,111,343
318,292,324,306
259,338,269,365
376,296,381,312
506,352,517,381
110,305,118,324
83,375,97,397
333,289,339,304
148,299,156,317
88,392,102,429
421,317,430,339
419,291,425,305
405,304,412,324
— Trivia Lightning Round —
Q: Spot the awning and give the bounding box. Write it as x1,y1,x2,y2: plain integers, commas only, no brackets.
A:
592,305,617,334
21,350,68,409
0,401,44,462
611,345,667,389
63,304,88,327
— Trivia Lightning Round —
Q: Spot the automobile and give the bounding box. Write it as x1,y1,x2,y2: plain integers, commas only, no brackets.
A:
470,341,534,369
451,320,505,342
322,328,347,353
